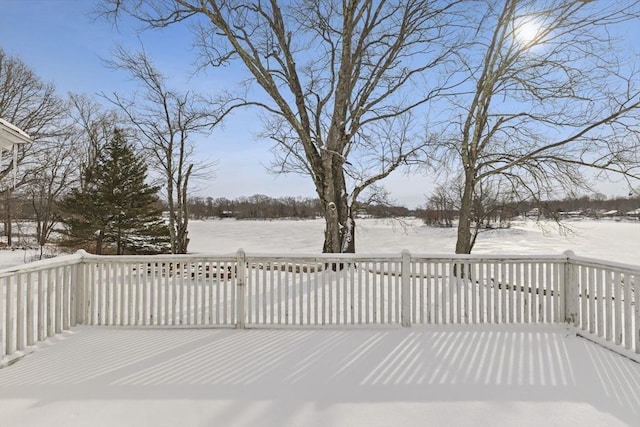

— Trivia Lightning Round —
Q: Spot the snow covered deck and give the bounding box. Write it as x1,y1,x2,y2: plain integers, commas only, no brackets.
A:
1,324,639,426
1,248,639,425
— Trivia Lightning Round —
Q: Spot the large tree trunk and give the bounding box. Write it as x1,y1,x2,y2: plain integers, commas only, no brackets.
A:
320,156,355,254
455,172,475,254
175,164,192,254
321,195,355,253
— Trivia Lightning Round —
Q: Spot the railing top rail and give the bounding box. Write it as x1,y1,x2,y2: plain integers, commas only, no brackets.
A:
243,252,570,262
244,252,402,262
78,252,238,263
410,253,568,262
2,249,637,275
566,253,640,274
0,252,82,279
75,250,639,268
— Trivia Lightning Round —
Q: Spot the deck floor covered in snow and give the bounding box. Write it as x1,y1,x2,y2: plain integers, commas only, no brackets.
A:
1,325,639,427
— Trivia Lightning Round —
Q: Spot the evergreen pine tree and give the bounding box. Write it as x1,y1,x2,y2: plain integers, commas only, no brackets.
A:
61,129,170,254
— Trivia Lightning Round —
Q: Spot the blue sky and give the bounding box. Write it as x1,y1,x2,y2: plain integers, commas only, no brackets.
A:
0,0,636,207
0,0,435,208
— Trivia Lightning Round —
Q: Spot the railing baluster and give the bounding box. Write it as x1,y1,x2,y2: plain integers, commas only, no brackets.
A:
215,261,221,325
430,261,438,324
543,263,550,323
455,262,461,324
440,262,446,324
286,263,291,325
313,261,319,325
343,262,349,325
55,267,64,334
105,263,112,325
363,261,369,324
615,271,622,345
588,266,595,334
394,261,400,324
246,260,253,325
26,272,34,345
530,263,536,323
624,272,633,350
476,262,483,324
506,263,513,323
16,274,24,351
604,269,612,341
63,266,70,330
134,263,141,326
37,270,45,338
634,273,639,355
515,262,522,324
555,262,561,323
527,262,534,323
208,261,215,325
297,264,303,325
116,263,122,326
264,262,270,325
597,267,604,337
0,277,5,357
498,262,505,323
467,262,473,323
200,261,207,325
143,263,150,325
190,262,197,326
117,263,123,327
6,277,14,355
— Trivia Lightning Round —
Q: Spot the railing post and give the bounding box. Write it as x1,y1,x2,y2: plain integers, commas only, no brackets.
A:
74,251,86,325
236,249,246,329
401,250,412,327
563,250,579,326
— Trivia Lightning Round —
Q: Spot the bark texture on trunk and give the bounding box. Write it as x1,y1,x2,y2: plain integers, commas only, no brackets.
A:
319,152,355,253
455,171,475,254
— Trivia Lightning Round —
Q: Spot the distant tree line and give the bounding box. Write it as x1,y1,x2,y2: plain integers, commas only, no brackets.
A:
521,195,640,219
186,195,413,220
421,190,640,235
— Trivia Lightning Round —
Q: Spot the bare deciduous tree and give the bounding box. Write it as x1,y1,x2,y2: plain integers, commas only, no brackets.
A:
425,175,516,251
100,0,463,253
0,47,66,245
104,47,215,254
68,94,120,191
430,0,640,253
21,136,76,258
20,95,120,255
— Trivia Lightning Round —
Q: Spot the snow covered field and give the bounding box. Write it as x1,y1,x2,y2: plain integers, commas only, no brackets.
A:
1,218,638,268
187,218,640,265
0,218,639,426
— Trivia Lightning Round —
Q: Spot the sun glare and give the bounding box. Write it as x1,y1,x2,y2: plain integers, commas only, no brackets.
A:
514,18,542,46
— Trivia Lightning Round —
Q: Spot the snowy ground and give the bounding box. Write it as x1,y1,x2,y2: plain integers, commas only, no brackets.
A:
1,218,639,426
186,218,640,265
1,218,638,268
1,325,639,427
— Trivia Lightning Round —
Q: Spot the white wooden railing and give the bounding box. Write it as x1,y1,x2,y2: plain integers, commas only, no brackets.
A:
0,253,83,363
1,250,638,363
565,252,639,355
